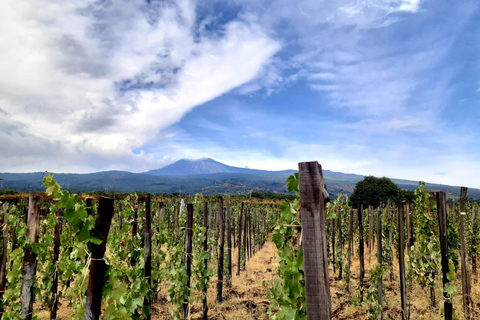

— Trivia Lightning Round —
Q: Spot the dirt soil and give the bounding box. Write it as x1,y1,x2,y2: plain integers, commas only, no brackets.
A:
36,239,480,319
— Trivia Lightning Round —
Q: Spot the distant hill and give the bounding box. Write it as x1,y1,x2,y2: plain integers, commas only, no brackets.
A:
1,158,479,199
146,158,296,175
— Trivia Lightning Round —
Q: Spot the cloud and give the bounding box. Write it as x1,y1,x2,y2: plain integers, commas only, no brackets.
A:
0,0,279,172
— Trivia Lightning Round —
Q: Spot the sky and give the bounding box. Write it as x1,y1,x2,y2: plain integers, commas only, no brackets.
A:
1,0,479,188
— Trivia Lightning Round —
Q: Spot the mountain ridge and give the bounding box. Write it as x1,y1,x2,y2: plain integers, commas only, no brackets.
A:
1,158,479,199
145,158,297,175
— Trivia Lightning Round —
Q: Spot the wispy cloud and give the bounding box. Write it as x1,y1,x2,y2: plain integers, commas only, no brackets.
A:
0,0,279,172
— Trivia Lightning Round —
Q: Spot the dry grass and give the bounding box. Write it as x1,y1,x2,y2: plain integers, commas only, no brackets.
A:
33,239,480,319
153,241,279,319
34,241,278,320
330,243,480,320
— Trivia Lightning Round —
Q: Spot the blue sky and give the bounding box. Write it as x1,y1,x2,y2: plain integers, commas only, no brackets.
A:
1,0,479,188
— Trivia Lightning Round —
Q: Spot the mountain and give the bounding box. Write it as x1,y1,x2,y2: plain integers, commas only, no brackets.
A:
1,159,479,199
145,158,296,175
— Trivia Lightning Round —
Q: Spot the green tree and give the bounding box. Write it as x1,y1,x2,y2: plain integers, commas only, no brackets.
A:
350,176,400,207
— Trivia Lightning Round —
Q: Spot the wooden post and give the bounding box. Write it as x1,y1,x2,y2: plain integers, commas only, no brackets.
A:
377,206,383,319
86,198,93,216
237,202,243,275
346,208,353,292
332,217,336,274
202,202,209,320
131,204,138,267
84,196,115,320
183,204,193,320
144,196,152,320
176,202,180,236
0,203,9,317
459,187,472,319
172,204,176,234
358,204,365,302
437,192,452,320
232,206,236,249
337,207,343,280
243,207,247,266
50,213,62,320
406,202,411,255
473,203,478,277
298,161,331,320
157,202,164,247
21,195,40,320
369,206,373,262
398,204,407,320
248,209,252,259
208,204,212,261
226,200,232,287
387,200,393,282
217,197,225,303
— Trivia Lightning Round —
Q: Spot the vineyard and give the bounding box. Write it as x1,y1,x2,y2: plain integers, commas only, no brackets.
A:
0,162,479,319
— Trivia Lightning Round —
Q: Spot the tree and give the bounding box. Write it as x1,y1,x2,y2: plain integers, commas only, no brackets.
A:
350,176,400,207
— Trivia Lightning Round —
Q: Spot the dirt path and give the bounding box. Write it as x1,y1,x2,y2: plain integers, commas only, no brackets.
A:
154,240,278,319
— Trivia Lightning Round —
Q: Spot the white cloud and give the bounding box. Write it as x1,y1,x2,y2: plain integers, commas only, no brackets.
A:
0,0,279,172
399,0,423,12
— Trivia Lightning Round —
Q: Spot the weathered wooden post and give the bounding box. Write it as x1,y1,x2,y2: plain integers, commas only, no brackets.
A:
21,195,40,320
298,161,331,319
131,204,138,267
406,202,412,254
459,187,472,319
237,202,244,275
217,197,225,302
84,197,115,320
473,203,478,277
0,203,9,317
144,196,152,320
50,212,62,320
398,204,407,320
337,207,343,280
358,204,365,302
243,207,248,266
202,202,209,320
183,203,193,320
226,200,232,287
437,192,452,320
387,199,393,282
208,204,212,261
369,206,373,262
376,206,383,319
157,202,164,247
346,208,353,292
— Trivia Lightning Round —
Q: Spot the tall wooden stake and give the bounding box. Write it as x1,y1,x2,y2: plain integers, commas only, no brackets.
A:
337,207,343,280
459,187,472,319
387,199,393,282
437,192,452,320
237,202,244,275
0,203,9,317
358,204,365,302
216,197,225,302
183,204,193,320
21,195,40,320
202,202,209,320
144,196,152,320
243,207,247,267
226,200,232,287
346,208,353,293
298,161,331,320
377,206,383,319
84,197,115,320
50,213,62,320
398,204,407,320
